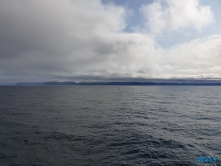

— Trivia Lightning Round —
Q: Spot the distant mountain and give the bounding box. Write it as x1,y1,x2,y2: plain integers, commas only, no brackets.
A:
15,82,44,86
76,82,221,86
14,81,221,86
43,81,76,85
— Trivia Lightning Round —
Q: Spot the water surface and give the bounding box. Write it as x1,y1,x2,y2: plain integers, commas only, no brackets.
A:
0,86,220,165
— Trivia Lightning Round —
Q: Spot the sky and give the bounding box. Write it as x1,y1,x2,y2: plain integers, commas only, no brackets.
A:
0,0,221,84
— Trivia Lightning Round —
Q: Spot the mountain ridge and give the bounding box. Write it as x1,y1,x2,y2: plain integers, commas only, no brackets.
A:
14,80,221,86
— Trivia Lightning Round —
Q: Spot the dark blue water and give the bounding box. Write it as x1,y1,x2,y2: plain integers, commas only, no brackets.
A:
0,86,220,166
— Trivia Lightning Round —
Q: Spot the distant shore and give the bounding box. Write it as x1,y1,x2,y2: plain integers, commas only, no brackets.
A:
13,81,221,86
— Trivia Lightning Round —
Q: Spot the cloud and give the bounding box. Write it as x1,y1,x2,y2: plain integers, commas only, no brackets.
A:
0,0,126,74
140,0,214,34
0,0,220,83
157,34,221,78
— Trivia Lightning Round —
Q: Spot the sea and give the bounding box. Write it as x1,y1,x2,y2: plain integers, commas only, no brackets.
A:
0,86,220,166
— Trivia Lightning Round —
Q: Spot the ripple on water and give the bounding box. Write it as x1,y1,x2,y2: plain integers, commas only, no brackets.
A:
0,86,221,165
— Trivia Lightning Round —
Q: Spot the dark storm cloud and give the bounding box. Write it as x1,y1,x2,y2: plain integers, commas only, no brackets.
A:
0,0,129,82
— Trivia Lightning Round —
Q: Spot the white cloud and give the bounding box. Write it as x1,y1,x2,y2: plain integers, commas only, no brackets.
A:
0,0,220,82
156,34,221,78
140,0,214,34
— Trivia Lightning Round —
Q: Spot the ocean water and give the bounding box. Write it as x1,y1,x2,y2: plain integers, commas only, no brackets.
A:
0,86,220,166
